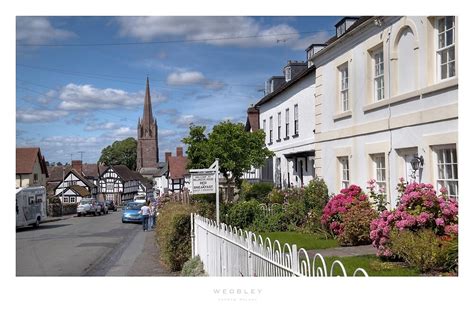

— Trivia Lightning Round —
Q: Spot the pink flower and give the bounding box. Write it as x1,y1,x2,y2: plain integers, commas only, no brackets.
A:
435,218,445,227
445,224,458,235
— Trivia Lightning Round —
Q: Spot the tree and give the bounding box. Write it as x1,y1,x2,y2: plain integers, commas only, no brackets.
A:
99,137,137,170
183,121,273,202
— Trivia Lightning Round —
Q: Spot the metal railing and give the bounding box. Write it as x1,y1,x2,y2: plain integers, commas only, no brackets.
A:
191,213,368,277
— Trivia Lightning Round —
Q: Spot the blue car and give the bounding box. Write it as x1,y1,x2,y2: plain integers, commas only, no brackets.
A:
121,202,145,223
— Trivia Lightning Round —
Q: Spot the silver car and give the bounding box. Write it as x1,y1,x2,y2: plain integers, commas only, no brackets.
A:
77,198,100,217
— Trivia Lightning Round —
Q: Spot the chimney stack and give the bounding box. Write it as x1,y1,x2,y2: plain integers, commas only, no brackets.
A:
176,147,183,157
72,160,83,174
165,152,172,162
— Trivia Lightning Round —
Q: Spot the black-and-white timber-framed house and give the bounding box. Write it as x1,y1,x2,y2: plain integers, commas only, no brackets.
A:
99,165,141,205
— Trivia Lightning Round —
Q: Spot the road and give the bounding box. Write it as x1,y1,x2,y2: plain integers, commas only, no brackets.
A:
16,210,171,276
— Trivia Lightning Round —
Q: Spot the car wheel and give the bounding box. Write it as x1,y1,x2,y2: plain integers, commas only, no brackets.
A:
77,213,81,217
33,218,40,228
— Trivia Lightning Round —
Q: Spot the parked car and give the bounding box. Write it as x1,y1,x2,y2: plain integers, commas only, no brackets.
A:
77,198,100,216
105,200,117,212
121,202,145,223
97,201,108,215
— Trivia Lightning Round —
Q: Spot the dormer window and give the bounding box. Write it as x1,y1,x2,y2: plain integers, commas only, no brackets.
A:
335,17,359,38
285,67,291,82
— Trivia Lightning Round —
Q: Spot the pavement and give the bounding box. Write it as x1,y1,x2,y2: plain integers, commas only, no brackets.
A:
303,245,377,258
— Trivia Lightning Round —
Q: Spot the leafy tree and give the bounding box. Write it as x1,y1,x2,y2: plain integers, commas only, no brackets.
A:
183,121,273,202
99,137,137,170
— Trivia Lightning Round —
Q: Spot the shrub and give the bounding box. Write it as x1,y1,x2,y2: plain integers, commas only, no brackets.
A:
370,180,458,257
156,202,195,271
321,185,369,237
224,199,261,229
250,204,288,232
390,229,456,273
180,255,207,276
339,201,378,246
304,178,329,212
281,201,306,229
241,182,274,203
267,188,285,204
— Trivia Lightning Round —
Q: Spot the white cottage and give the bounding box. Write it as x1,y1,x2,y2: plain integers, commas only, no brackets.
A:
309,16,458,205
54,169,97,203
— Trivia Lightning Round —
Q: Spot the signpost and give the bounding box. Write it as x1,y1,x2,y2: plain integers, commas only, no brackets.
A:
190,159,220,224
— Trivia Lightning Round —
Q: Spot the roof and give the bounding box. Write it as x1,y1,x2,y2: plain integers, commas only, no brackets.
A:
69,185,91,197
47,165,72,182
107,165,142,182
253,65,315,108
82,163,103,179
16,147,49,177
69,169,96,189
168,156,189,180
157,162,168,177
324,16,372,46
132,171,153,190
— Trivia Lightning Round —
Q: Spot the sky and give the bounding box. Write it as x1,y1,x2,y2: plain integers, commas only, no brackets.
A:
16,16,342,164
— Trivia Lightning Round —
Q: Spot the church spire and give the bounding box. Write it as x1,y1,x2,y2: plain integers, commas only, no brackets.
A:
142,76,153,128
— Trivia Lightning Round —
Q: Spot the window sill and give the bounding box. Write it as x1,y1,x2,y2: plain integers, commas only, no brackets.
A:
363,78,458,113
333,110,352,121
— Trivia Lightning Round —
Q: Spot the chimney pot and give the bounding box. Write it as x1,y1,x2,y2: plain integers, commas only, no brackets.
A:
176,147,183,157
165,152,172,162
72,160,83,174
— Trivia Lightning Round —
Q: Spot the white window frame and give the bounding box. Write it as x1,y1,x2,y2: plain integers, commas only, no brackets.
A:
433,145,458,199
70,196,76,203
373,48,385,101
436,16,456,81
64,196,69,203
372,153,387,197
285,108,289,138
269,116,273,143
277,112,281,140
339,63,349,112
339,156,350,189
263,119,266,140
294,104,299,135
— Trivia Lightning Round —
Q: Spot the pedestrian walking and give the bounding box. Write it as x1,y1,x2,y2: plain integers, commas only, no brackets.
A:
148,201,154,230
151,200,158,229
140,201,151,231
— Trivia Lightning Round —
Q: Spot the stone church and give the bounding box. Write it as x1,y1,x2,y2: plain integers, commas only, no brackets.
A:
137,78,165,180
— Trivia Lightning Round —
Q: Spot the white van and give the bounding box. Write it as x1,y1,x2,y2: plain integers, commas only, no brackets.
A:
133,193,146,204
16,186,47,228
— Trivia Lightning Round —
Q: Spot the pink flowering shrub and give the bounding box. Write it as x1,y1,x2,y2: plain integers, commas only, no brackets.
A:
321,185,369,237
370,179,458,257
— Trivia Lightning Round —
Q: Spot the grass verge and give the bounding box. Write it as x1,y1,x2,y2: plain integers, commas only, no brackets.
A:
257,231,339,250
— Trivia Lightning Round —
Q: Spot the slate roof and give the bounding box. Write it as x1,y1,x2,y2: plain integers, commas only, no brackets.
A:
16,147,49,177
47,165,72,182
107,165,142,182
132,171,154,190
68,185,91,197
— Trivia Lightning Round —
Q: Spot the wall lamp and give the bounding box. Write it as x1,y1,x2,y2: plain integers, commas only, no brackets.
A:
410,154,424,172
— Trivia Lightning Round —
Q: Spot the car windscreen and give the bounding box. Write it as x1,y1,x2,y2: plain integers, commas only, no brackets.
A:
80,199,92,205
124,203,144,210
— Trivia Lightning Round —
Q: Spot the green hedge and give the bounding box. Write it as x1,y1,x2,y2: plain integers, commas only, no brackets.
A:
156,202,195,272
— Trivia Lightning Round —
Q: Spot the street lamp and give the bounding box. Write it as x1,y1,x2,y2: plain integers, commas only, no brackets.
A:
410,154,424,181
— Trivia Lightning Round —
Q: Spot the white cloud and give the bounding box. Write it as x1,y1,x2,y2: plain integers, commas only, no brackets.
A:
16,17,76,45
166,71,225,90
57,83,167,111
16,108,69,123
116,16,301,48
292,30,332,51
84,121,121,131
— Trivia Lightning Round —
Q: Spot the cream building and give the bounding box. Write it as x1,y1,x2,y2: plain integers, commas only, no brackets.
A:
310,16,458,205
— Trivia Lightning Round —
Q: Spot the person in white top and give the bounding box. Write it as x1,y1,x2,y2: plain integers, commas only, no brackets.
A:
140,201,151,231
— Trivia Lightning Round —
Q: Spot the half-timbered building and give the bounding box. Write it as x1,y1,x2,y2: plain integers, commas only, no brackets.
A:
54,169,97,203
98,165,141,205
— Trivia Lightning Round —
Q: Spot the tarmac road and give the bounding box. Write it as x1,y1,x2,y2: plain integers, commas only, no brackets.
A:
16,210,165,276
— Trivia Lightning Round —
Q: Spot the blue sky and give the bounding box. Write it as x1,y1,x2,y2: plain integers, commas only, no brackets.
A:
16,16,341,164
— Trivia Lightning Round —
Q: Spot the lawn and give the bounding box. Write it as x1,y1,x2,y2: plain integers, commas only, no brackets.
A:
322,255,421,276
257,231,339,250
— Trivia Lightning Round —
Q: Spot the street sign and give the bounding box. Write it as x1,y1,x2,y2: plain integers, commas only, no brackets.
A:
191,172,216,194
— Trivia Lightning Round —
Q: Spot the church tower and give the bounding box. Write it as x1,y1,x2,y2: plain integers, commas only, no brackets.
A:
137,77,159,176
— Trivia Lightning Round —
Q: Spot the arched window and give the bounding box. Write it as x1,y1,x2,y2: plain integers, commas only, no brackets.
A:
396,27,417,94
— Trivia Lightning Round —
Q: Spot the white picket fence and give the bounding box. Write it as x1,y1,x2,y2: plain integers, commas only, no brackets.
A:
191,213,368,277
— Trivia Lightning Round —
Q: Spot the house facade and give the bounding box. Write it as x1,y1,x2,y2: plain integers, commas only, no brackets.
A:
54,169,97,203
16,147,49,188
250,60,317,188
98,165,141,204
310,16,458,205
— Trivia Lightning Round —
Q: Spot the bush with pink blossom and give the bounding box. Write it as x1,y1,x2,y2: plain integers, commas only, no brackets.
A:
321,185,369,238
370,179,458,258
